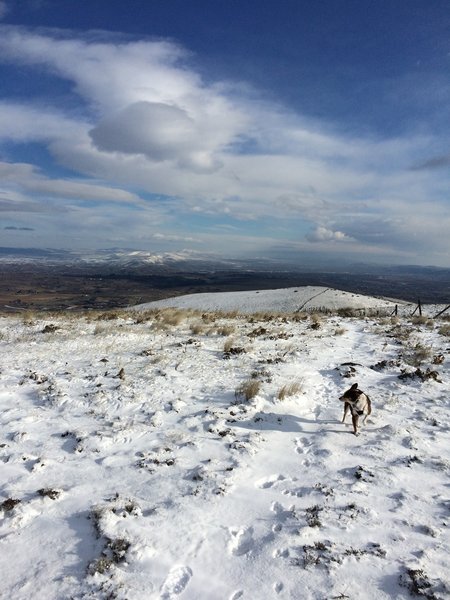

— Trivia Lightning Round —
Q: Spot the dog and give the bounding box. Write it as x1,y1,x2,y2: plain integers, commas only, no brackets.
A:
339,383,371,435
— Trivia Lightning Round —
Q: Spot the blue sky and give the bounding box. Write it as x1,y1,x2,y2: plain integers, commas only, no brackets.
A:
0,0,449,266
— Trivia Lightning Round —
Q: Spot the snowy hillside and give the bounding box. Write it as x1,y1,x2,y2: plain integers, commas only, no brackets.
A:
0,295,449,599
133,286,407,315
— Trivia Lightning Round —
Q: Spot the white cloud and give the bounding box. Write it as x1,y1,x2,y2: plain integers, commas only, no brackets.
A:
0,101,86,142
0,26,449,263
306,226,352,243
0,161,145,205
150,232,201,244
0,189,51,213
90,101,223,172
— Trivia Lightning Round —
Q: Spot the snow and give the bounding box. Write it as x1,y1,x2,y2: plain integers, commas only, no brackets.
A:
0,288,449,599
133,286,407,314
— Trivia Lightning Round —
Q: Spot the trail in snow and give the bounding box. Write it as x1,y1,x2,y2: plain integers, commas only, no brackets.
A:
295,287,331,312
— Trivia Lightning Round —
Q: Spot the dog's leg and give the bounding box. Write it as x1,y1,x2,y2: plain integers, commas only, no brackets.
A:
362,399,371,426
342,402,350,423
351,413,359,435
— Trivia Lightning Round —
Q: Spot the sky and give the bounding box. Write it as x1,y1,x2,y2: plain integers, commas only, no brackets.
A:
0,0,449,267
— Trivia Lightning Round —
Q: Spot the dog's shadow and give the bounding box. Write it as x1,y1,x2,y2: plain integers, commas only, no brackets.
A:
230,411,343,434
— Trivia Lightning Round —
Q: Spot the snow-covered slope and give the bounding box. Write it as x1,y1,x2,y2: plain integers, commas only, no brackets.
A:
132,286,408,314
0,304,449,599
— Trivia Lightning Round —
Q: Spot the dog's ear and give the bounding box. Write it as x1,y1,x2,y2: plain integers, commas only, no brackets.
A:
351,383,358,389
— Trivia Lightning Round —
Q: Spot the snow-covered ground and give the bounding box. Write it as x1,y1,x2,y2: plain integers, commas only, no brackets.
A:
1,289,449,599
133,286,407,315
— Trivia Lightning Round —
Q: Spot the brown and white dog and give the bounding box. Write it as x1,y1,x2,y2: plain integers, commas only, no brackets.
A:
339,383,371,435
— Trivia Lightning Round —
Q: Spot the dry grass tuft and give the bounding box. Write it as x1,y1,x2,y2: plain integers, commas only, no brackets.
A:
235,379,261,402
404,343,433,367
146,308,196,330
248,311,279,323
190,322,206,335
158,309,186,326
390,324,412,341
411,315,434,327
223,337,236,353
132,310,158,324
277,380,303,400
94,310,128,321
20,310,37,325
309,313,322,329
216,324,235,336
223,337,247,357
93,323,110,335
337,307,362,318
438,323,450,337
293,312,309,321
201,312,218,323
333,327,347,336
222,310,241,319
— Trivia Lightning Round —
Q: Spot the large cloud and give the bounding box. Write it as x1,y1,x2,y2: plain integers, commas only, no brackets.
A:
90,101,223,172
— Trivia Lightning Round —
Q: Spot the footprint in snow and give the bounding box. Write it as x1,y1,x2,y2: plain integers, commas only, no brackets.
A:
160,565,193,599
228,526,254,556
255,474,286,489
312,447,332,458
295,436,312,454
270,501,298,534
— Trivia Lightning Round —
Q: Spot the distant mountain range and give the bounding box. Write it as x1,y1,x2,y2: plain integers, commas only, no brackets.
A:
0,247,448,306
0,246,448,273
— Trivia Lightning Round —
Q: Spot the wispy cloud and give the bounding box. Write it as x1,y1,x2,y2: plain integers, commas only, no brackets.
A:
0,161,145,205
411,153,450,171
4,225,34,230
